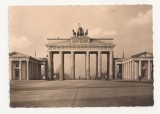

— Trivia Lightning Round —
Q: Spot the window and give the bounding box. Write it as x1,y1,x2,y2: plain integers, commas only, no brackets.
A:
16,63,19,67
142,62,145,67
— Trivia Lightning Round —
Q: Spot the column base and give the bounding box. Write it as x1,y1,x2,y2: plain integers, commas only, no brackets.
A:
59,77,64,80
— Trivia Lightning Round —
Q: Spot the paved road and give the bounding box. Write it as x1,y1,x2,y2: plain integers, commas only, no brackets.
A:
10,80,153,107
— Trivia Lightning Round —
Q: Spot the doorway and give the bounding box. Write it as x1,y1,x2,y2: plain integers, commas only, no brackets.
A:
142,69,147,79
15,69,20,80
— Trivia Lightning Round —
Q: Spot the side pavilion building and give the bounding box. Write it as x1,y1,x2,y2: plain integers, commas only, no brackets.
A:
9,51,47,80
114,52,153,80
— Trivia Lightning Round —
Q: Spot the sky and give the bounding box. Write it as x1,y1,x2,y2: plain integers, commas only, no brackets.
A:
9,5,152,77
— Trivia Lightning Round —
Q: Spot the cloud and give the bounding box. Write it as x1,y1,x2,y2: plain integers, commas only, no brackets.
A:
89,27,117,37
9,36,32,52
127,9,152,26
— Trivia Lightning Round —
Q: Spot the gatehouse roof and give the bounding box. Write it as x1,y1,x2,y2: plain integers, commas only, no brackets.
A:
9,51,44,62
115,51,153,63
45,37,115,47
131,51,153,58
9,51,30,58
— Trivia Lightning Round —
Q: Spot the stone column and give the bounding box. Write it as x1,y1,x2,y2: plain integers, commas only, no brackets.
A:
134,61,137,79
122,64,124,79
26,60,29,80
139,60,141,76
45,61,48,77
115,63,117,79
34,63,36,79
96,53,98,79
71,51,75,79
37,64,39,79
33,62,34,79
132,61,134,79
129,62,131,79
148,60,151,79
130,62,131,79
29,62,31,80
123,64,125,79
30,62,32,79
107,53,109,77
151,61,153,79
36,62,39,79
98,51,102,78
40,64,42,79
38,64,40,79
32,62,34,79
127,62,129,79
86,51,90,79
124,63,125,79
35,63,37,79
9,60,12,80
126,63,127,79
44,62,47,79
59,51,64,80
109,51,113,79
31,62,33,79
19,61,22,80
47,51,53,79
125,63,127,79
33,63,35,79
129,61,132,79
128,62,130,79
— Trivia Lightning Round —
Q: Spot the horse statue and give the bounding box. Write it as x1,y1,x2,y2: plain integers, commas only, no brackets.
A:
85,29,88,37
72,29,76,37
77,26,84,37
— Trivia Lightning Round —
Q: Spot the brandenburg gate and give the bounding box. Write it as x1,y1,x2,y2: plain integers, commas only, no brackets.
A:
45,26,116,80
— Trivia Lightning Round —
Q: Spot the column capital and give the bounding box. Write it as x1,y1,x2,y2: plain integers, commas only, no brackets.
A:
71,51,75,54
110,50,113,53
86,51,90,54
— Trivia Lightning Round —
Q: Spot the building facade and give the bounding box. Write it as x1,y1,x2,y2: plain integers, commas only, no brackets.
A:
9,52,47,80
9,26,153,80
114,52,153,80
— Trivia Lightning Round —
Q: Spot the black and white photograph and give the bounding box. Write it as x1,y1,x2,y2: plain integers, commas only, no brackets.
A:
9,5,153,107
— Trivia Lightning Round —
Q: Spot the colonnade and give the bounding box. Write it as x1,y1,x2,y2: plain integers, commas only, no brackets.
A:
121,60,152,80
29,61,41,80
10,60,43,80
47,51,113,80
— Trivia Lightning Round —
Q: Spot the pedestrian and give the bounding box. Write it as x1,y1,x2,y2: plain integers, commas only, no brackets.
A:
138,76,142,82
